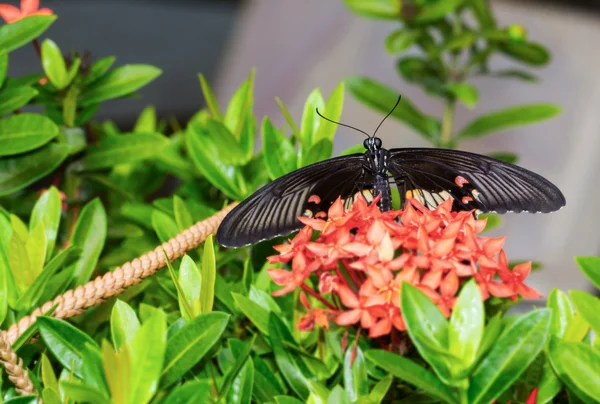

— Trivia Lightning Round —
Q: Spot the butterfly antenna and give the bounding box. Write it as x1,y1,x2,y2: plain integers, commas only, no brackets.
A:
315,108,371,138
372,94,402,138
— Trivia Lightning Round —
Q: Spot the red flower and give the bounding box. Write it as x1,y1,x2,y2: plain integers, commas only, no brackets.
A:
0,0,53,23
268,194,542,339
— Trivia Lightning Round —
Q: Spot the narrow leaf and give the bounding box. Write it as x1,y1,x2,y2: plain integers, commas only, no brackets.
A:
69,198,107,285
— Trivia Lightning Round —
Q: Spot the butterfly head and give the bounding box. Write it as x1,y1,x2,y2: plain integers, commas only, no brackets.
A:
363,137,382,152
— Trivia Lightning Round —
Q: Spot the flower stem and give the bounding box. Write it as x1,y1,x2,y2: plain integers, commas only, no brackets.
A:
440,100,455,148
31,39,41,58
301,284,336,310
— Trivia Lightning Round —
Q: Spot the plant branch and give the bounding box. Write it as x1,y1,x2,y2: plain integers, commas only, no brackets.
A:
440,100,455,148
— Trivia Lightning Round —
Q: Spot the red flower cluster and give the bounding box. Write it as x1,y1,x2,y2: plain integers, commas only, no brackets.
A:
268,194,541,338
0,0,52,23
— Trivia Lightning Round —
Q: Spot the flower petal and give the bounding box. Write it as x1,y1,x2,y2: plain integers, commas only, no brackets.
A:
336,309,361,325
0,5,21,22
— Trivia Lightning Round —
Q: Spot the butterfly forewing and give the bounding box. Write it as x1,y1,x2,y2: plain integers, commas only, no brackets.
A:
216,154,365,247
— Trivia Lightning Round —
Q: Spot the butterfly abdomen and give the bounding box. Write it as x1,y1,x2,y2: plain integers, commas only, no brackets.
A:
374,174,392,211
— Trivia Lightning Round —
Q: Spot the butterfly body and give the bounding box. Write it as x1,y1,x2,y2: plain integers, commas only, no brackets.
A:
216,135,566,248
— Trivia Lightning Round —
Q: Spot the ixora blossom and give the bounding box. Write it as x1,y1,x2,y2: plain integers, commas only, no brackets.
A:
268,194,542,338
0,0,52,24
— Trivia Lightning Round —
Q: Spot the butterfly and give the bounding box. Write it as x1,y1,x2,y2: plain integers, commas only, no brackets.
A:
216,97,566,248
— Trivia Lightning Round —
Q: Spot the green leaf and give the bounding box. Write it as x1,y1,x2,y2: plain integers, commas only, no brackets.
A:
268,314,314,400
445,32,476,50
575,256,600,290
164,380,212,404
343,0,401,19
468,309,551,404
81,132,169,170
68,198,107,285
488,152,518,164
224,70,255,139
134,105,157,132
564,312,590,343
233,292,270,335
500,42,550,66
415,0,464,23
59,381,110,404
366,374,393,404
327,386,351,404
41,353,59,392
449,280,484,370
300,88,325,148
152,210,179,243
385,29,420,53
347,76,440,141
204,118,248,165
548,288,573,338
83,56,116,86
570,291,600,336
262,117,297,180
161,311,229,387
314,82,344,143
26,219,47,282
14,246,79,310
479,213,502,232
447,83,479,108
38,316,99,378
548,337,600,401
179,255,201,318
401,282,453,381
110,299,140,351
41,39,69,89
164,250,195,321
0,51,7,88
301,139,333,167
0,113,58,157
0,142,69,196
0,15,56,53
199,74,223,120
129,309,167,404
365,350,458,403
344,346,368,402
457,104,561,139
276,96,301,139
30,186,61,262
80,64,162,106
200,234,216,313
186,123,245,200
0,86,38,116
491,69,539,82
220,336,256,403
173,196,194,231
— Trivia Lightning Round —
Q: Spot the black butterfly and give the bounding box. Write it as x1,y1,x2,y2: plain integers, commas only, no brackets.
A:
216,97,566,248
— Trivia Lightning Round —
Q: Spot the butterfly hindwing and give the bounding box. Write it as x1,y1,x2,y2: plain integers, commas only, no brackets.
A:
388,148,565,214
216,154,366,247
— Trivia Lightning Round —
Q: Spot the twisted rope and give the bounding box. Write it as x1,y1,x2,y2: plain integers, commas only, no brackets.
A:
0,202,237,396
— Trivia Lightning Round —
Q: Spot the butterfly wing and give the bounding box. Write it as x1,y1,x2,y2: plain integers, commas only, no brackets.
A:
388,148,566,213
216,154,367,247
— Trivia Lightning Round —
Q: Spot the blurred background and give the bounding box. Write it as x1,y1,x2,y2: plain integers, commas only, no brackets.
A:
10,0,600,297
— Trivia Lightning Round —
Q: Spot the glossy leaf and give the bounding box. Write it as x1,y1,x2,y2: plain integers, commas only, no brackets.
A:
200,234,216,312
82,133,169,170
199,73,223,120
300,88,325,148
83,56,116,86
449,280,484,370
268,314,314,399
564,312,590,342
186,122,246,200
343,0,401,19
457,104,561,139
220,337,256,403
0,51,7,88
163,380,213,404
0,86,38,116
233,292,270,335
179,255,201,317
59,381,110,404
571,291,600,335
254,356,286,401
110,299,141,351
468,309,551,404
301,138,333,167
276,96,301,139
80,64,162,105
500,42,550,66
164,250,195,321
445,32,476,50
548,288,573,338
0,143,69,196
152,209,179,243
491,69,539,82
314,82,344,144
365,374,393,404
343,346,368,401
0,15,56,53
129,309,167,404
415,0,464,23
173,196,194,231
25,219,47,284
347,76,440,141
38,316,98,378
0,113,58,157
447,83,479,108
69,198,107,285
385,29,420,53
365,350,458,403
575,256,600,290
134,105,157,132
204,118,248,165
30,186,61,261
41,39,69,89
548,337,600,401
224,70,254,139
401,282,453,381
262,117,297,180
161,312,229,387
